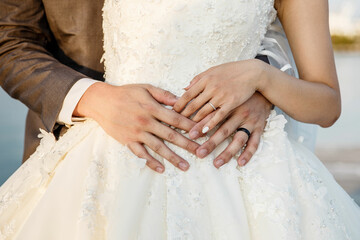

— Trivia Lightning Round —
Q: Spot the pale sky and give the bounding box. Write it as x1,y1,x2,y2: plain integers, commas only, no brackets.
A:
329,0,360,35
329,0,360,18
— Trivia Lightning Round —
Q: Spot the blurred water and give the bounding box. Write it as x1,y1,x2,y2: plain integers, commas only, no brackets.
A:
0,90,26,185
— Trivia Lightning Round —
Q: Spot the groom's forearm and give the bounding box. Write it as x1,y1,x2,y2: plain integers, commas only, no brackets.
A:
0,0,87,132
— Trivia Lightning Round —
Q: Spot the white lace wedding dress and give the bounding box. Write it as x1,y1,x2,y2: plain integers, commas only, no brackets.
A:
1,0,360,239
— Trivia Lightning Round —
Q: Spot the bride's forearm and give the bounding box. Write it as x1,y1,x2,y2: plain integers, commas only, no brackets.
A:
266,0,341,127
257,61,341,127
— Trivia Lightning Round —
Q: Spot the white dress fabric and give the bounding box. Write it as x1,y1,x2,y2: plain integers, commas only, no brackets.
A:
1,0,360,239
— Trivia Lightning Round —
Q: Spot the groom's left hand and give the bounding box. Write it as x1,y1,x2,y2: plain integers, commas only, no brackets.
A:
187,92,272,168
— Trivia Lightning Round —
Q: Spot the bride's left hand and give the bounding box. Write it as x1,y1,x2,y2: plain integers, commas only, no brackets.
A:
173,59,267,134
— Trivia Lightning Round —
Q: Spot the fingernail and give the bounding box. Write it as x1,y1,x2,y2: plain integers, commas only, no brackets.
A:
198,148,208,158
178,162,188,171
240,159,246,166
202,126,209,134
156,167,164,173
189,130,199,139
215,159,224,167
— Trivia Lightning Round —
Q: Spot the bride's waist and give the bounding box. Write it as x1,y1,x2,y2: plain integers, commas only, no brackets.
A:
103,57,240,91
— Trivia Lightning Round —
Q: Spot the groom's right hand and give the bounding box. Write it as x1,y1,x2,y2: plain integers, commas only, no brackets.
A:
73,82,199,173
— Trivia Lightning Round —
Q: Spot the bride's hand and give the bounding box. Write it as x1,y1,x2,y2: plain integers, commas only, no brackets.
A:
74,82,200,173
187,92,272,168
173,59,267,134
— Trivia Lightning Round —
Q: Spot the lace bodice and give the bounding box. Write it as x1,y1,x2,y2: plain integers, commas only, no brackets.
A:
102,0,276,95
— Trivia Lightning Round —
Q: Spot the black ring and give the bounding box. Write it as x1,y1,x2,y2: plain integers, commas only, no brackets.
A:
236,127,251,139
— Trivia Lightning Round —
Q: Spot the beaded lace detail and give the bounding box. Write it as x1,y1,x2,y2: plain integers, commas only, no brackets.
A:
101,0,277,96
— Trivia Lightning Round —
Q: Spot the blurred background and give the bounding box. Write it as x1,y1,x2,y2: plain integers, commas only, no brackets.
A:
315,0,360,204
0,0,359,205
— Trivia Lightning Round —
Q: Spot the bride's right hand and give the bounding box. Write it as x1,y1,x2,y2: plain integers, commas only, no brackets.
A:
73,82,200,173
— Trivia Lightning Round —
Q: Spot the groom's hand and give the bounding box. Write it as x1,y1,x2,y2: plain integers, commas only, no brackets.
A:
73,82,200,173
188,92,272,168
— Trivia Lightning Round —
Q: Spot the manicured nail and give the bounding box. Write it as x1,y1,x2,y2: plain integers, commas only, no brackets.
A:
215,159,224,167
240,159,246,166
202,126,209,134
198,148,208,158
178,162,188,171
189,130,199,139
156,167,164,173
184,83,191,89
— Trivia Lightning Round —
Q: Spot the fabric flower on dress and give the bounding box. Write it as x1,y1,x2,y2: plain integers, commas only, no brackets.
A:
263,110,288,138
36,128,56,151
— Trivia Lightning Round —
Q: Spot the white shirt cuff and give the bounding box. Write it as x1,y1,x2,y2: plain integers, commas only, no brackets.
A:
57,78,100,127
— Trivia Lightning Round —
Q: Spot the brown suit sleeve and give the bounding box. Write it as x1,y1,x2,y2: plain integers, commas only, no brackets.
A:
0,0,87,132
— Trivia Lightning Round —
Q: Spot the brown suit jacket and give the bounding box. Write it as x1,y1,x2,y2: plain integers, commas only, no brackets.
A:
0,0,105,162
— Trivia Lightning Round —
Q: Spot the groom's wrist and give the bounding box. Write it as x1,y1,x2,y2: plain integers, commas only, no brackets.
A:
57,78,102,127
73,81,110,120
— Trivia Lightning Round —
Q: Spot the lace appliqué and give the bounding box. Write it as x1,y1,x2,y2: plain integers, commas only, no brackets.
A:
238,111,353,239
0,120,99,239
102,0,277,98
